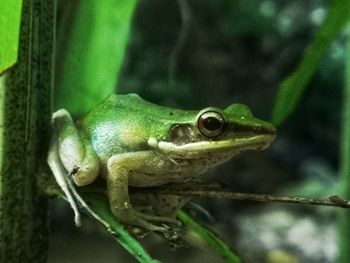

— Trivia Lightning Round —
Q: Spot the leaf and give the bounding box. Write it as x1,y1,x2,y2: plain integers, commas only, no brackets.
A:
0,0,23,74
48,182,239,262
177,211,241,263
56,0,137,115
271,0,350,126
78,194,159,263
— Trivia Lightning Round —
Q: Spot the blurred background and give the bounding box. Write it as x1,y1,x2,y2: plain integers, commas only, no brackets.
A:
49,0,345,262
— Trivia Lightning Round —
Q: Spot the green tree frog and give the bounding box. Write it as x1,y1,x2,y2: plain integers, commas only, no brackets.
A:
47,94,276,232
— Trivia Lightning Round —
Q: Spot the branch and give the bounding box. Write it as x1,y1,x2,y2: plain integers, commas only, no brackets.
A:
133,183,350,209
46,180,350,209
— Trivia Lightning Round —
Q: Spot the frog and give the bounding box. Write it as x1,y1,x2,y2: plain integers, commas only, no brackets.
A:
47,93,276,232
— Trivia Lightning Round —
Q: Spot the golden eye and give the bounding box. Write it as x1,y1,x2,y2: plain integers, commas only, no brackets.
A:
198,111,225,137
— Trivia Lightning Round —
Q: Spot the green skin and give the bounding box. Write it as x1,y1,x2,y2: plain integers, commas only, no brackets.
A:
48,94,276,232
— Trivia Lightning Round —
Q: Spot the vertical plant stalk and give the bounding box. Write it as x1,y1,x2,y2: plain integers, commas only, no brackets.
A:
337,30,350,263
0,0,55,262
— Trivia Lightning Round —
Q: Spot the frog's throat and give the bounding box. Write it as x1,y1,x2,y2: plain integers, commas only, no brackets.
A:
148,135,275,158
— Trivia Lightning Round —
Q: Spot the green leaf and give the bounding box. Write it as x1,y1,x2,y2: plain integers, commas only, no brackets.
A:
271,0,350,126
81,194,159,263
43,184,159,262
56,0,137,115
0,0,23,74
177,211,241,263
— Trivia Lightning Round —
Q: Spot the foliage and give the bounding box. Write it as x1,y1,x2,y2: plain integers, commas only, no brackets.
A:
264,1,350,262
271,0,349,126
56,0,137,115
337,27,350,263
0,0,22,73
84,194,159,263
178,211,241,263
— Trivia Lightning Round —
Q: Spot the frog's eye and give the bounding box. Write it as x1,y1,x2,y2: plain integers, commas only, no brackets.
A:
198,111,225,137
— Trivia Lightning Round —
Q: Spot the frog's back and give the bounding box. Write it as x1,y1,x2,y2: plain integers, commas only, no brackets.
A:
82,93,192,124
79,94,196,161
95,94,189,118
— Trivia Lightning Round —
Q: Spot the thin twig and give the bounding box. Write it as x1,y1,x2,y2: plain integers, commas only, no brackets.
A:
134,184,350,209
50,181,350,209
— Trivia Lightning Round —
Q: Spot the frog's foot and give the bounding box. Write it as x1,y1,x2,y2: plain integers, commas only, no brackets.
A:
161,223,187,246
134,210,181,225
113,207,180,232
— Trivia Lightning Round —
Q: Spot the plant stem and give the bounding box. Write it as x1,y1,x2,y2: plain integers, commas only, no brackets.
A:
0,0,55,261
337,25,350,263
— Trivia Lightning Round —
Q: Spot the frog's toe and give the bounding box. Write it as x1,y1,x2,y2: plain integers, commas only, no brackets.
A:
113,207,170,232
134,218,169,233
135,210,181,226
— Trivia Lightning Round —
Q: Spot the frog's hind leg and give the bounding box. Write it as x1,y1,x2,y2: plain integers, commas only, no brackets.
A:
106,151,181,232
148,194,190,218
130,193,189,218
53,109,100,187
48,130,111,229
48,109,104,227
47,132,82,226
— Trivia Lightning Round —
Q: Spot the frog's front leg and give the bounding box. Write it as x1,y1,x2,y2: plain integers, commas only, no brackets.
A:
107,151,180,232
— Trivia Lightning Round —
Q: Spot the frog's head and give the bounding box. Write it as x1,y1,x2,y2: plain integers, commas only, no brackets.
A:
148,103,276,160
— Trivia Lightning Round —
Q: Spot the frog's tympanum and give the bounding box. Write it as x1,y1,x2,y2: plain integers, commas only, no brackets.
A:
48,94,276,232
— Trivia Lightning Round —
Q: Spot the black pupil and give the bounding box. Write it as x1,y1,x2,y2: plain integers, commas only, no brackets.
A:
203,116,222,131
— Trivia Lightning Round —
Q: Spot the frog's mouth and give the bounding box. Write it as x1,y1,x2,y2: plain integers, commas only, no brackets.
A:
148,134,275,158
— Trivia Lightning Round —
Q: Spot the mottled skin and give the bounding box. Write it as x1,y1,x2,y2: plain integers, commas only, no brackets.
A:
48,94,276,232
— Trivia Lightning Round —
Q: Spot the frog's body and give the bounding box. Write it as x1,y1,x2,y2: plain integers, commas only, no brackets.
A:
79,94,204,182
48,94,276,232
